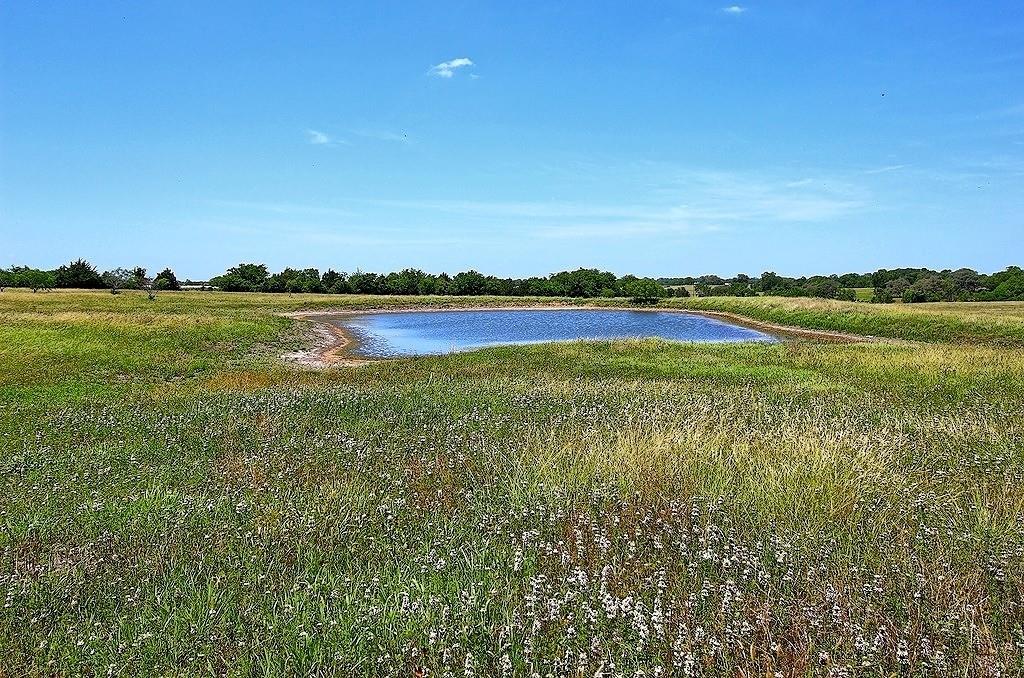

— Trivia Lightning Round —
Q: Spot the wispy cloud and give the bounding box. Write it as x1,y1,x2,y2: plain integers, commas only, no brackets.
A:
305,129,347,146
862,164,908,175
213,167,869,242
429,57,474,78
721,5,746,14
352,128,411,144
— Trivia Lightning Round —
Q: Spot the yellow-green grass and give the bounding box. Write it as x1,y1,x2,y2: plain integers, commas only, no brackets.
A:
853,286,874,301
1,289,1023,675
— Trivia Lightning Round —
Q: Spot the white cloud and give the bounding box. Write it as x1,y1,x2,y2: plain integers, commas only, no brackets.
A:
305,129,347,147
721,5,746,14
430,57,474,78
306,129,331,145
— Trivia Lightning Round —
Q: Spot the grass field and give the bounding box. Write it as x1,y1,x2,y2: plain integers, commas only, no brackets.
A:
2,290,1023,676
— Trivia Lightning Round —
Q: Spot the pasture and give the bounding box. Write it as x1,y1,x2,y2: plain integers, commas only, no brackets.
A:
2,290,1023,676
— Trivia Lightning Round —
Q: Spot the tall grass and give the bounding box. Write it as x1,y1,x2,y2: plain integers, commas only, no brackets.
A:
1,290,1022,675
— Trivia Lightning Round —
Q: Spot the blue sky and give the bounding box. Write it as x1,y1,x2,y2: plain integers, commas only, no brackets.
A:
1,2,1022,279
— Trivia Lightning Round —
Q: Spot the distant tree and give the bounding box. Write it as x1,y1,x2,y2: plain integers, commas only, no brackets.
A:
12,267,54,292
835,288,857,302
804,277,842,299
885,277,911,299
548,268,617,297
673,286,691,298
839,272,869,287
451,270,487,295
0,267,33,291
130,267,150,289
903,275,956,303
760,271,783,292
101,268,134,291
948,267,981,292
975,267,1024,301
54,259,104,289
153,268,181,291
321,269,345,293
434,272,452,295
210,263,270,292
385,268,429,295
990,275,1024,301
624,278,667,305
267,267,323,294
481,275,509,296
349,271,385,294
870,287,893,304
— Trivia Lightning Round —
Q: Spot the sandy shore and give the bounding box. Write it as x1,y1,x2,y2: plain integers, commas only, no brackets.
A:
281,312,370,367
280,305,882,369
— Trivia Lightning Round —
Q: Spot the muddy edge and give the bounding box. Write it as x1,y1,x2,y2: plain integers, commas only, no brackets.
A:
281,305,884,368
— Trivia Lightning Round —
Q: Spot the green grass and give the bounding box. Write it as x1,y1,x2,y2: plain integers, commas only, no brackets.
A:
2,289,1023,675
853,286,874,301
664,295,1024,345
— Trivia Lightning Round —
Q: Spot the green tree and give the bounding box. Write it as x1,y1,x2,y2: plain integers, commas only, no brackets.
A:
451,270,487,295
101,268,134,291
903,275,956,303
321,269,346,293
624,278,667,304
13,267,55,292
153,268,181,291
870,287,893,303
130,267,150,289
210,263,270,292
54,259,105,289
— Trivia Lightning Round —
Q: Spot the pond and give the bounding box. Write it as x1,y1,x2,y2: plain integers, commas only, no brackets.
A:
334,308,778,357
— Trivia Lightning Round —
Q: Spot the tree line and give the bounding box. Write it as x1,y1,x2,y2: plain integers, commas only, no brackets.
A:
206,263,669,300
659,266,1024,303
0,260,181,293
3,259,1023,303
0,260,668,302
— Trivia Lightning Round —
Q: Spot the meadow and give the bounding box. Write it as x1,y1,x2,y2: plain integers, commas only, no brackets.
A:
2,290,1023,676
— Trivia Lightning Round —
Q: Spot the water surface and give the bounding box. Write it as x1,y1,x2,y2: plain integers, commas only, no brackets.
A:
338,309,776,357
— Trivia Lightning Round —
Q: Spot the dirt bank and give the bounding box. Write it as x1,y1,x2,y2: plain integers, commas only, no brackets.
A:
280,306,883,368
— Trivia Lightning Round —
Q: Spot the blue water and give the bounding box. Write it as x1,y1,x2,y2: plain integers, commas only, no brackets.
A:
337,309,777,357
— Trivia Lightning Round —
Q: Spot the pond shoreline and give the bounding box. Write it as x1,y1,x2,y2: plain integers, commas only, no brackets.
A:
281,305,881,368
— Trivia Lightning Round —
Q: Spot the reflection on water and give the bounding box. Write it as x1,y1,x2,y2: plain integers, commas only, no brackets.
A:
338,309,777,357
